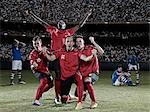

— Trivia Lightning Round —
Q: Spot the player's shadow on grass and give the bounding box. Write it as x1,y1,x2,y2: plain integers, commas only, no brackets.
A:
45,98,77,103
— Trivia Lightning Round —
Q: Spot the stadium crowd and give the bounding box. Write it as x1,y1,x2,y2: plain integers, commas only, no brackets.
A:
100,45,150,62
0,43,149,62
1,0,149,22
1,29,147,40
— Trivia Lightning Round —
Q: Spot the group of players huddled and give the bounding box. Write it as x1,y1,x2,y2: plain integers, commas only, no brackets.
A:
10,9,140,110
27,9,101,109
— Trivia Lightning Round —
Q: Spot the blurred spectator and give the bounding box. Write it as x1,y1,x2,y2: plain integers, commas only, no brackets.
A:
0,0,148,22
0,43,149,62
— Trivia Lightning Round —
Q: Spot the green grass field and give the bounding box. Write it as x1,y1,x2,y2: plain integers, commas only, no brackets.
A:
0,70,150,112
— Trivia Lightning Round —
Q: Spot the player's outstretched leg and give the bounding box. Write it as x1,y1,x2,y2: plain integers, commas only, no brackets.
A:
32,77,47,106
75,72,84,110
86,82,98,109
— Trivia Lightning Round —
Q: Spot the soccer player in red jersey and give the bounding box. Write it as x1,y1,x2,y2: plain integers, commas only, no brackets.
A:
25,9,92,104
75,35,104,109
29,36,53,106
42,36,97,109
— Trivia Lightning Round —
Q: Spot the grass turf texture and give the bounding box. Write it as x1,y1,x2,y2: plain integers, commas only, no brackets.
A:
0,70,150,112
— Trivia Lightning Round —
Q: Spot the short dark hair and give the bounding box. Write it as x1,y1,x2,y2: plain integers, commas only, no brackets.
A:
76,35,83,39
117,64,122,68
73,35,84,42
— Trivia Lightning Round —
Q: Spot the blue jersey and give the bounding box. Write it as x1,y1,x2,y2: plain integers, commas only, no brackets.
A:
127,55,138,65
112,70,119,84
12,46,22,60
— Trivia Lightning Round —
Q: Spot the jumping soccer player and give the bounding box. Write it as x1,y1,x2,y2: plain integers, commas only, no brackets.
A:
10,39,26,85
25,9,92,104
29,36,53,106
75,35,104,109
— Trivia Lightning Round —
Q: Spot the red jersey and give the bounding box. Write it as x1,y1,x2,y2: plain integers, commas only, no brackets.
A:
79,45,99,77
46,25,75,51
29,49,49,75
55,48,80,80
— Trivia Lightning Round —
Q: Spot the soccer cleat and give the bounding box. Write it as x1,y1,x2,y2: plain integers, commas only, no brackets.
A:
90,102,98,109
10,82,15,85
127,81,136,86
32,100,42,106
69,93,78,100
54,97,62,104
136,80,140,85
136,82,140,85
61,95,72,103
75,102,83,110
18,80,26,84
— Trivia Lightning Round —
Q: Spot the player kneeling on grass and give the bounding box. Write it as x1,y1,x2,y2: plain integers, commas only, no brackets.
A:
42,36,97,109
73,35,104,109
29,36,53,106
112,64,135,86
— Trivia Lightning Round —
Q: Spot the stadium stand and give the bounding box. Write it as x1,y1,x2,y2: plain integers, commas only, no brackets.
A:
0,0,149,70
1,0,149,22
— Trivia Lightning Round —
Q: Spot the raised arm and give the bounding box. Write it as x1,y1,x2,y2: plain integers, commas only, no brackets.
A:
89,37,104,55
14,39,26,47
25,10,50,28
74,9,92,32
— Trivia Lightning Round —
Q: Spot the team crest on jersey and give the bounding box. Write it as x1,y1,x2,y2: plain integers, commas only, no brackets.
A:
61,54,65,59
36,58,41,62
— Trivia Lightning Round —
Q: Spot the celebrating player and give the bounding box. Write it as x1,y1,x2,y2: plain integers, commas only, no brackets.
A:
10,39,26,85
75,35,104,109
42,36,97,109
29,36,53,106
25,9,92,104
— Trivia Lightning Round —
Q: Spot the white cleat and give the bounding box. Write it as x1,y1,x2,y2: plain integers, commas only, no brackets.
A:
18,80,26,84
69,93,78,100
54,97,62,105
10,82,15,85
75,102,83,110
90,102,98,109
32,100,42,106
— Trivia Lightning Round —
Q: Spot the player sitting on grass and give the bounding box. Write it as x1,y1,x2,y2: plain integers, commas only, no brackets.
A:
112,64,135,86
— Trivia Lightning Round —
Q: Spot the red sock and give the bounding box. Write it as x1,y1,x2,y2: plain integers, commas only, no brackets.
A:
43,78,53,93
43,84,50,93
87,83,96,102
35,78,46,100
75,72,84,103
55,79,61,99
